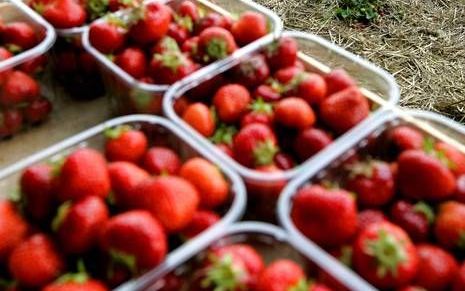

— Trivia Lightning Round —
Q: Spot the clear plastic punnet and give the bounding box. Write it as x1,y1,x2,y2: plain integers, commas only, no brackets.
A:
82,0,283,115
278,108,465,290
0,114,246,289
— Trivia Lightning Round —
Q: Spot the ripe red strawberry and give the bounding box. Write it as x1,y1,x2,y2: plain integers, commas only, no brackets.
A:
357,209,386,233
108,0,139,11
167,23,189,45
180,157,229,209
20,163,54,221
24,98,53,124
142,146,181,175
397,149,456,201
55,148,111,201
0,109,23,138
41,0,86,29
129,1,172,44
178,1,199,22
0,47,13,60
253,84,281,102
9,234,64,287
213,84,251,123
388,125,424,152
233,54,270,88
455,175,465,203
173,95,190,116
264,37,298,70
255,259,306,291
233,123,278,167
0,201,28,261
133,176,199,232
100,210,167,272
182,103,215,137
231,12,267,45
325,69,356,95
274,66,303,84
19,54,48,75
296,73,327,105
54,196,109,254
180,210,220,239
291,184,357,247
240,98,274,128
108,162,149,208
1,22,37,50
89,20,126,54
435,201,465,250
390,200,434,242
320,86,369,134
198,27,237,62
182,36,199,57
1,70,40,106
248,164,286,200
453,262,465,291
114,47,147,79
42,279,108,291
413,244,459,290
274,152,295,170
275,97,315,129
398,286,427,291
105,126,148,163
195,12,232,33
435,141,465,176
150,51,197,84
294,128,333,161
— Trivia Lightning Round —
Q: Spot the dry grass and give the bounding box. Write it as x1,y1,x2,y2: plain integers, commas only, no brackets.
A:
256,0,465,122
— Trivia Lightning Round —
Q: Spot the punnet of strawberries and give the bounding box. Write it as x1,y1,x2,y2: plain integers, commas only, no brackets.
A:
0,18,53,139
290,121,465,290
0,124,236,290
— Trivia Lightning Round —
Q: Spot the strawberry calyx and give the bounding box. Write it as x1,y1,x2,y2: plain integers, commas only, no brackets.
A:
105,14,127,29
413,201,435,224
174,14,193,32
320,180,341,190
131,89,154,111
204,38,228,61
158,36,181,53
364,229,406,278
104,125,132,139
50,156,65,177
56,260,89,284
87,0,110,20
154,51,185,73
457,231,465,249
248,98,273,115
210,123,237,146
423,137,455,169
5,44,22,54
52,201,72,232
347,159,377,179
127,5,146,26
201,254,245,291
110,249,138,275
288,279,309,291
339,245,353,267
282,72,306,93
264,40,279,57
253,139,278,166
0,278,16,288
32,2,45,15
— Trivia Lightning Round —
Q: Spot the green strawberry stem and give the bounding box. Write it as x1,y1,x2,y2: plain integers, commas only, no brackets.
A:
413,201,435,224
289,279,309,291
5,44,22,54
87,0,109,20
210,124,237,146
174,13,193,32
205,38,228,61
104,125,132,139
158,37,180,53
248,98,273,114
154,52,184,73
423,137,455,169
347,159,376,179
253,139,278,166
106,14,128,29
201,254,245,291
56,259,89,284
265,40,279,57
339,245,353,267
282,72,306,93
110,249,138,276
52,201,72,232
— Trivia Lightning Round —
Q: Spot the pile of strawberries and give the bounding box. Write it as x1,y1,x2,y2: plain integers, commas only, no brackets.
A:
291,124,465,290
0,19,52,139
88,0,270,85
0,126,232,290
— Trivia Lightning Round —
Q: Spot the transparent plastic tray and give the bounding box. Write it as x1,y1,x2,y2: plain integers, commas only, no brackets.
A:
82,0,283,115
278,108,465,290
163,30,400,210
0,114,246,289
116,221,374,290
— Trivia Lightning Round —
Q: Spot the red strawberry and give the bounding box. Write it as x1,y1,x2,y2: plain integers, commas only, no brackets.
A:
89,20,126,54
108,0,139,11
43,279,108,291
1,22,37,50
294,128,333,161
9,234,64,287
178,1,199,22
142,146,181,175
357,209,386,233
453,262,465,291
390,200,434,242
114,47,147,79
274,152,295,170
353,221,418,289
198,27,237,62
388,125,424,151
296,73,327,105
108,162,149,208
275,97,315,129
320,86,369,134
41,0,86,29
233,54,270,88
182,103,215,137
24,98,53,124
19,55,48,75
213,84,251,123
0,47,13,60
20,164,54,221
253,84,281,102
435,201,465,250
248,164,286,200
325,69,356,95
0,201,28,261
182,36,199,57
240,98,274,128
231,11,267,45
167,23,188,45
180,210,220,239
413,244,459,290
180,157,229,209
291,184,357,247
274,66,303,84
133,176,199,232
100,210,167,272
195,12,232,33
55,148,111,201
397,149,456,201
264,37,298,70
398,286,427,291
150,51,197,84
233,123,278,167
435,141,465,176
156,273,184,291
455,175,465,203
0,109,23,138
129,1,172,44
255,259,306,291
105,126,148,163
216,143,234,157
173,95,190,116
1,70,40,106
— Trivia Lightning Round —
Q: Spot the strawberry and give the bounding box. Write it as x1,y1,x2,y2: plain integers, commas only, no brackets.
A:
398,286,427,291
129,1,172,44
167,23,189,45
233,123,278,167
150,51,197,84
182,103,215,137
434,201,465,250
388,125,424,152
453,262,465,291
198,27,237,62
412,244,459,290
114,47,147,79
55,148,111,201
173,95,190,115
0,47,13,60
108,162,149,208
42,279,108,291
274,97,315,129
248,164,286,201
345,160,394,207
180,157,229,209
264,37,298,70
19,54,48,75
274,152,295,170
357,209,386,234
157,273,184,291
294,128,333,161
1,22,37,50
325,68,356,95
240,98,274,128
296,73,327,105
455,175,465,203
180,209,220,239
231,12,267,45
291,184,357,247
0,201,28,261
320,86,369,134
1,70,40,106
100,210,167,272
435,141,465,176
151,36,181,54
195,12,232,33
253,84,281,102
182,36,199,57
142,146,181,175
20,164,54,221
233,54,270,88
397,149,456,201
89,20,126,54
390,200,434,242
41,0,87,29
213,84,251,123
24,98,53,124
274,66,303,84
0,109,23,138
353,221,418,289
133,176,199,232
255,259,306,291
108,0,139,11
9,234,64,287
104,126,148,163
178,1,199,22
216,143,234,157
